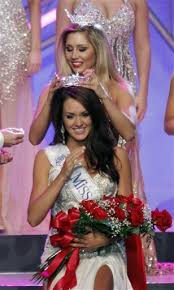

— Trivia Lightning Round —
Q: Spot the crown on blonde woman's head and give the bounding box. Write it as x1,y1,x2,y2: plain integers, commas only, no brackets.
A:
65,9,104,31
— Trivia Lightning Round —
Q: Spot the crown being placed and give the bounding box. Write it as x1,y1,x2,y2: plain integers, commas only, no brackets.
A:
65,9,103,31
60,73,88,87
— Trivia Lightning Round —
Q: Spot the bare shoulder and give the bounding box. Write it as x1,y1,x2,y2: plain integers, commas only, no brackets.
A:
34,149,50,170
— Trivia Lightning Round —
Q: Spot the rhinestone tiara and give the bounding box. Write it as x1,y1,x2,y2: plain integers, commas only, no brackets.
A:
65,9,104,31
60,73,88,87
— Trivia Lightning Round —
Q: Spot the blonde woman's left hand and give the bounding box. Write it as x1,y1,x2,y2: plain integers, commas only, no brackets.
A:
80,69,110,100
26,49,42,75
70,231,110,251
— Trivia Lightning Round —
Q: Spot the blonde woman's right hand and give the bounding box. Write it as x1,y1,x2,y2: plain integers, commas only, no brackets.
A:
60,146,86,179
47,75,61,104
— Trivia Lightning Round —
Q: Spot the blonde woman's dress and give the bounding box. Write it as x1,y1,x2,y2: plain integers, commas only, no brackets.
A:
0,0,49,234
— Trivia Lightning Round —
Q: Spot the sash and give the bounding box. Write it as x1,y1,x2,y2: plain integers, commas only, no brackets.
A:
52,144,102,203
43,145,104,289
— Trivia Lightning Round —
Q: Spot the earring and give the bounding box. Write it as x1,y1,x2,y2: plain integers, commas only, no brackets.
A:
61,125,65,144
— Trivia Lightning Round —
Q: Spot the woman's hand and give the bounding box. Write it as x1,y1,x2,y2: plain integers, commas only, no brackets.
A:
26,49,42,75
80,69,111,101
135,93,147,122
60,146,86,179
47,75,62,104
0,149,13,164
71,231,111,251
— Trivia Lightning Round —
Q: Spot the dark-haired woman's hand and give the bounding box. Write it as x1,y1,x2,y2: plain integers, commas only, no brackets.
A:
81,69,111,101
70,231,111,251
60,146,86,179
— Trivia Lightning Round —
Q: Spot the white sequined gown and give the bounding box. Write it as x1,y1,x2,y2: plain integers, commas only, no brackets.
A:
0,0,49,234
72,0,146,201
41,144,133,290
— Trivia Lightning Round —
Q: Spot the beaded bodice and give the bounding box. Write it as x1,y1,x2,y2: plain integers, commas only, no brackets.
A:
41,144,118,261
0,0,31,103
73,0,136,92
45,145,117,216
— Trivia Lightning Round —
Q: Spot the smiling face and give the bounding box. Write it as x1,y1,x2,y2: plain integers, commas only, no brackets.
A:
63,97,92,144
65,31,96,74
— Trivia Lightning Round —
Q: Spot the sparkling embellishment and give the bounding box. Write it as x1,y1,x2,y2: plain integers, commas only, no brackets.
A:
60,73,88,87
73,0,136,94
0,0,31,103
41,145,118,262
65,9,104,32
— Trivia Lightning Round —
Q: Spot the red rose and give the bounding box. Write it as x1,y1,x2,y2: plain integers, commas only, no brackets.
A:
129,208,144,227
114,207,126,221
131,196,143,207
116,195,129,204
127,197,143,213
68,207,80,225
152,209,172,232
92,207,108,220
81,200,98,212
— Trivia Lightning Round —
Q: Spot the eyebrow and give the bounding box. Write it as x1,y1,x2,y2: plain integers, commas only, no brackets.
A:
64,110,88,114
65,44,89,48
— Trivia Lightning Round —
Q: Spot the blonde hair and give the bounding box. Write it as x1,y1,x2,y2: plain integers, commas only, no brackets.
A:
57,24,121,84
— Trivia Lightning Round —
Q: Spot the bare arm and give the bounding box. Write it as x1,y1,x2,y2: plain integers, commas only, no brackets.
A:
56,0,75,69
107,82,136,140
102,97,135,141
114,147,132,196
80,71,136,141
29,77,60,145
27,0,41,74
28,147,85,226
164,76,174,135
28,150,67,227
133,0,151,121
29,86,51,145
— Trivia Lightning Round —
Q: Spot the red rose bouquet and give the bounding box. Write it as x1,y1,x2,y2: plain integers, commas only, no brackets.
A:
33,194,172,290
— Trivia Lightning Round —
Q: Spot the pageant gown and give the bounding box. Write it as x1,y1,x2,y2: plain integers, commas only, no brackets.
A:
41,144,133,290
0,0,49,234
72,0,146,201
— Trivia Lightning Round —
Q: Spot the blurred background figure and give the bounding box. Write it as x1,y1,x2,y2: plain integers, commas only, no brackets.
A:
0,0,49,234
0,128,24,165
164,75,174,135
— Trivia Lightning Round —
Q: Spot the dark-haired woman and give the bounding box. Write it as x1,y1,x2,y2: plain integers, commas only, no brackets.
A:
28,86,133,290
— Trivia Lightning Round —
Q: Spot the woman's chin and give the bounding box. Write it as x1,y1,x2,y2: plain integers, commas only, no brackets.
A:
72,135,88,143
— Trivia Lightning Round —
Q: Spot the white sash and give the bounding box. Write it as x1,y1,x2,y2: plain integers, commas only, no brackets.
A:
52,144,101,202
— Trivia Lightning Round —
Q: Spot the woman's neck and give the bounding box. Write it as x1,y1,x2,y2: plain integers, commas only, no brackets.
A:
66,139,86,151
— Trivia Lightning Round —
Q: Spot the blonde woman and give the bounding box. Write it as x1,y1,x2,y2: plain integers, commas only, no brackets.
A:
56,0,150,121
29,25,136,145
